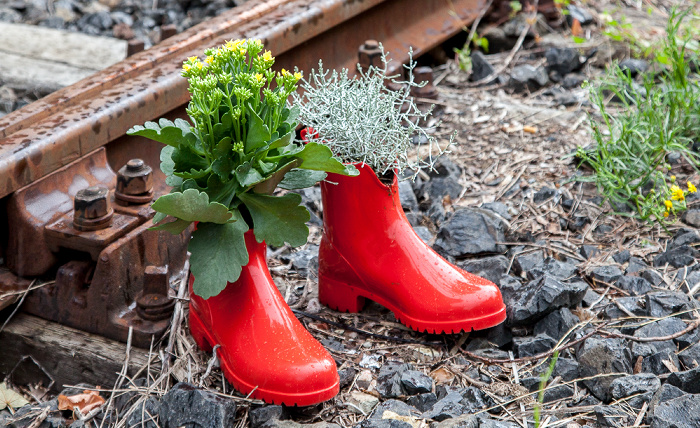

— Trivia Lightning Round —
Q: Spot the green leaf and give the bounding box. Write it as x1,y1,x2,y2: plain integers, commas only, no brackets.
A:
268,130,294,150
238,192,310,247
160,146,183,187
172,144,209,177
295,143,359,176
245,109,271,153
151,217,192,234
151,189,233,223
127,118,195,148
235,162,265,187
189,215,249,299
153,211,167,224
0,383,29,411
278,169,327,190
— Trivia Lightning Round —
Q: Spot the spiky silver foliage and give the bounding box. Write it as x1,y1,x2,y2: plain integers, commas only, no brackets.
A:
294,47,452,179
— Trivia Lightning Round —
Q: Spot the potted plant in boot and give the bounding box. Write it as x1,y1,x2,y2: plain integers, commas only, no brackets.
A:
127,39,357,406
295,49,506,334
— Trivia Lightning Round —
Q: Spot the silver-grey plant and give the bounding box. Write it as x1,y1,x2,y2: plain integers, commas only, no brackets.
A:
294,47,452,179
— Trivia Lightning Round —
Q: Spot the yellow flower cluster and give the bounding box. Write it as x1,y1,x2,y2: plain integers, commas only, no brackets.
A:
663,181,697,218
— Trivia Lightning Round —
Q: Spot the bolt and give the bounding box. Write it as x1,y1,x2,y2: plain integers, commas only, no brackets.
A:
136,265,175,321
73,186,113,231
115,158,154,205
411,66,438,100
358,39,383,72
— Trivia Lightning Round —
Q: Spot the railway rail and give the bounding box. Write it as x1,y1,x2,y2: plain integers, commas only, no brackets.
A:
0,0,487,360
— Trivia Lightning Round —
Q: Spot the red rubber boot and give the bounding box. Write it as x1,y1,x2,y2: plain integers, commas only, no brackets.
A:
188,231,339,406
318,164,506,333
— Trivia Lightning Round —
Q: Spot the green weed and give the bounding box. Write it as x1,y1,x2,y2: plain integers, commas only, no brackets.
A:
575,8,700,224
533,351,559,428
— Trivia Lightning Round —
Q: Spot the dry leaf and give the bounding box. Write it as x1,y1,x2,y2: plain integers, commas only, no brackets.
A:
429,367,455,384
0,383,30,411
57,390,105,414
571,19,583,37
382,410,428,428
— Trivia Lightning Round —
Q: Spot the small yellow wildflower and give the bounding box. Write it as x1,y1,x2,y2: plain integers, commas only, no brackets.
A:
183,64,191,72
205,56,214,64
664,200,673,210
689,182,697,194
671,175,676,182
670,185,685,201
262,50,273,62
280,68,289,76
196,62,203,70
255,73,264,83
294,71,302,80
663,211,670,218
187,56,199,63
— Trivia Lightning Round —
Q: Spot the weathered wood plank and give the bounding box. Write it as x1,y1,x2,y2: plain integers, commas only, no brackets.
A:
0,22,128,91
0,313,157,392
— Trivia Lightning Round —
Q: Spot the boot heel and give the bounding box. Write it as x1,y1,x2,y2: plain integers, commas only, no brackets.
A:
318,276,366,313
189,311,214,352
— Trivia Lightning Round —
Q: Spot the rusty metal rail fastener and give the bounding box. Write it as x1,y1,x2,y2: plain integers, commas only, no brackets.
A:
136,265,176,321
73,186,114,231
411,66,438,100
115,158,154,205
358,39,383,72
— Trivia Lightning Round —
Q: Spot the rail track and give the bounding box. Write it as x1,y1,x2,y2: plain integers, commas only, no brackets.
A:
0,0,489,386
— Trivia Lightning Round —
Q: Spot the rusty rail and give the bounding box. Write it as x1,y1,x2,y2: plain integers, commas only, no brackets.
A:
0,0,486,345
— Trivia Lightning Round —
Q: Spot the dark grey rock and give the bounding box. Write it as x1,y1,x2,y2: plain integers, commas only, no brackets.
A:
526,257,578,281
577,337,633,402
480,202,511,221
400,370,433,395
533,186,558,204
647,383,685,418
580,245,601,259
434,208,506,258
682,209,700,228
470,51,495,82
633,318,687,356
667,366,700,393
126,397,160,428
653,245,699,268
288,244,319,277
542,384,574,403
612,250,631,264
626,257,648,274
646,291,698,319
368,399,420,420
459,387,491,413
428,157,462,180
431,415,478,428
616,276,653,296
643,350,681,375
582,289,603,307
590,265,623,284
650,394,700,428
512,334,556,358
357,420,411,428
567,4,594,25
505,275,587,326
545,47,583,76
458,256,508,285
619,58,649,77
406,392,438,412
641,270,665,286
159,382,236,428
422,177,463,203
427,200,446,225
534,307,578,341
399,180,420,213
377,362,413,399
477,418,520,428
422,390,465,421
561,73,586,89
534,357,579,382
485,323,513,348
603,296,646,320
610,373,661,399
511,249,545,277
509,65,548,92
413,226,435,244
679,343,700,369
595,405,630,427
338,367,357,389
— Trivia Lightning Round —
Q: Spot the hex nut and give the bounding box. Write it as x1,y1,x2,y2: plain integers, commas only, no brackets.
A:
358,39,383,72
115,158,154,204
73,186,114,231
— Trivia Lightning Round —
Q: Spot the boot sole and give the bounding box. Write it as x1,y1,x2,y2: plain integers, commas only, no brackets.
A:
319,274,506,334
189,309,340,406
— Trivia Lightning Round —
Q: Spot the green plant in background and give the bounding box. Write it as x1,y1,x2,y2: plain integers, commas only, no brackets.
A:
575,8,700,224
127,39,357,298
533,351,559,428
